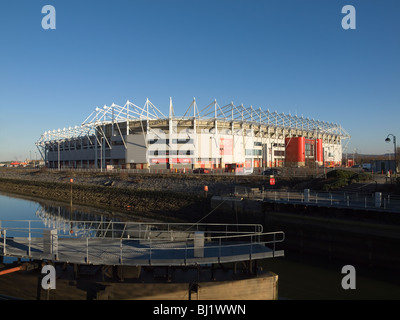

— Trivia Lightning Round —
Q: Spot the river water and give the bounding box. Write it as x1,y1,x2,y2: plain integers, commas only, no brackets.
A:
1,192,399,300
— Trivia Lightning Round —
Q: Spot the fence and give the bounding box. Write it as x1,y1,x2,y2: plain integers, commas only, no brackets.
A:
41,166,335,178
230,187,400,212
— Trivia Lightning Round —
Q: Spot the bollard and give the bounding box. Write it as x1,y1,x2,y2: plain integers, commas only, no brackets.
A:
43,229,58,259
70,178,73,208
204,185,208,198
304,189,310,202
3,229,6,255
194,232,205,258
375,192,382,208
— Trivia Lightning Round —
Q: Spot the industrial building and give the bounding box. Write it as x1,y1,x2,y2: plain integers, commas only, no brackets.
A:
35,98,350,172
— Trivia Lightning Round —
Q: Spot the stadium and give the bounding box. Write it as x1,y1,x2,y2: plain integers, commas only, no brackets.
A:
35,98,350,173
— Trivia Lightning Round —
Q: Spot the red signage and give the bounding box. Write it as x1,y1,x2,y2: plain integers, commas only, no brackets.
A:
270,178,275,185
219,138,233,155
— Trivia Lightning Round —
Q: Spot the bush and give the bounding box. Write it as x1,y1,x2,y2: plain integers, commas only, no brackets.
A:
352,172,372,182
326,169,355,180
322,169,372,191
322,178,349,191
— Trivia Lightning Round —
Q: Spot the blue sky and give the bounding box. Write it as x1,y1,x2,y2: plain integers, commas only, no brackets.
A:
0,0,399,161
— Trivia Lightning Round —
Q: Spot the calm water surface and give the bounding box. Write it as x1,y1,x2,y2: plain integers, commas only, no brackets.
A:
1,192,399,299
0,192,116,230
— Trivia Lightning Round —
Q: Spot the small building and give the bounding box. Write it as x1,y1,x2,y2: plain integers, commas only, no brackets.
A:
371,159,397,174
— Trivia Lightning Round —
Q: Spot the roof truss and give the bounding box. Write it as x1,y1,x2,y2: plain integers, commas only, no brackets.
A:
36,98,350,151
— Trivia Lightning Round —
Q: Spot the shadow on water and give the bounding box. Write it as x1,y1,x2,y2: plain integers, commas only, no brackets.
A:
261,250,400,300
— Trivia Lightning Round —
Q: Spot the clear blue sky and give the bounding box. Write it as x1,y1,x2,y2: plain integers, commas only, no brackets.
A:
0,0,399,162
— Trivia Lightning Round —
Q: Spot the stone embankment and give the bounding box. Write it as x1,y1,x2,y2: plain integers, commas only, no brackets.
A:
0,168,263,221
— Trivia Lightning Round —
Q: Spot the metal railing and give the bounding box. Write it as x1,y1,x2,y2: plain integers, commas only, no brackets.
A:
0,220,263,237
0,220,284,265
230,187,400,212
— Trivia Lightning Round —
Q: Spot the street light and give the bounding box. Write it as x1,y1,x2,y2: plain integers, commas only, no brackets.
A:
385,134,397,174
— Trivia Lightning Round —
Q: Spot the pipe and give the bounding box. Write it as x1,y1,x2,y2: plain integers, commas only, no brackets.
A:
0,266,23,276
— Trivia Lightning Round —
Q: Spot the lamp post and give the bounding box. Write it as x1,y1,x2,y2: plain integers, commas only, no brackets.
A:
385,134,397,174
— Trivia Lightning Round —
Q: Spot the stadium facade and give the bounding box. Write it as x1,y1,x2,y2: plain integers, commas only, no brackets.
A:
35,98,350,172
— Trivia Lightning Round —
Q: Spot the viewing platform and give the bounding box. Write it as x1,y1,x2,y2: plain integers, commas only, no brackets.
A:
0,220,285,266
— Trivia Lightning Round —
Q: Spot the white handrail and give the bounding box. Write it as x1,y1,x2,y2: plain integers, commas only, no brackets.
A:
0,220,284,255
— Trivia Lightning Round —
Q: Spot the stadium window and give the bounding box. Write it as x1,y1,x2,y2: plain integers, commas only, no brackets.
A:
274,150,285,157
305,143,314,157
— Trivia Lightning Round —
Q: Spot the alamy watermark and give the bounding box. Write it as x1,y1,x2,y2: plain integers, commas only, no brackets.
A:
41,5,56,30
41,265,56,290
40,4,356,31
341,265,356,290
341,5,356,30
40,264,357,292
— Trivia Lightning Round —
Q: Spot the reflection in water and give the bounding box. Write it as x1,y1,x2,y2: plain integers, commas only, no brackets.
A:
35,203,116,238
0,192,151,240
36,204,114,225
0,192,123,224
